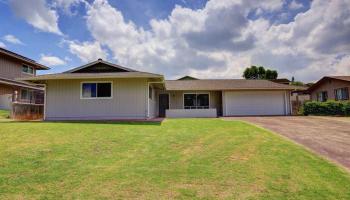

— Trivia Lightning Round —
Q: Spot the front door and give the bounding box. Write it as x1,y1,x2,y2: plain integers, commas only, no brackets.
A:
159,93,169,117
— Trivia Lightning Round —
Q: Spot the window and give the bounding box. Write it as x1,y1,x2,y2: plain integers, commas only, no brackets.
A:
335,88,349,101
20,89,33,101
184,93,209,109
317,91,328,102
81,82,112,99
149,86,153,99
22,65,34,74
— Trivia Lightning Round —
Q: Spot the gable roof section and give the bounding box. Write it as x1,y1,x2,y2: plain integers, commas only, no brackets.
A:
64,59,137,73
165,79,297,91
0,47,49,70
178,75,199,80
307,76,350,92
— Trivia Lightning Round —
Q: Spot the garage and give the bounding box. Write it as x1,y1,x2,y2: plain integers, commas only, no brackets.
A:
223,90,290,116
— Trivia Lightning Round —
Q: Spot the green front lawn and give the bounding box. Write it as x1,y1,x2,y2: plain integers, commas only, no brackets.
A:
0,109,9,119
0,118,349,199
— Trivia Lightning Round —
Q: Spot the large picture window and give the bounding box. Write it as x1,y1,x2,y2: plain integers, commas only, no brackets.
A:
184,93,209,109
81,82,112,99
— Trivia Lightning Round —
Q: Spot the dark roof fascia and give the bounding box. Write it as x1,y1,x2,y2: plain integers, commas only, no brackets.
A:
63,59,138,73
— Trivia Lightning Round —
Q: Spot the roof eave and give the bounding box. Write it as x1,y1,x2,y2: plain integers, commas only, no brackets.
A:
18,75,164,81
165,88,296,91
0,50,50,70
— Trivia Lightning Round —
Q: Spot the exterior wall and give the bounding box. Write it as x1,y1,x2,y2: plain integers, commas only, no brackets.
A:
166,109,217,118
223,90,291,116
310,79,350,101
0,55,35,79
0,83,13,95
148,85,157,118
291,93,310,102
45,78,149,120
0,84,13,110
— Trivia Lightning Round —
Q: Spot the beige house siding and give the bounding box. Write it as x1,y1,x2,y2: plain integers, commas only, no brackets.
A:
0,55,35,79
148,85,157,118
45,78,149,120
310,79,350,101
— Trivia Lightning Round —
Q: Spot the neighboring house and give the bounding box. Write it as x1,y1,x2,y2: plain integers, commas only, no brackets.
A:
22,59,296,120
307,76,350,102
177,75,199,80
0,47,49,110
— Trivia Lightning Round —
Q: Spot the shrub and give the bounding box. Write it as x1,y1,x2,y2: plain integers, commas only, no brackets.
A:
302,100,349,116
344,101,350,116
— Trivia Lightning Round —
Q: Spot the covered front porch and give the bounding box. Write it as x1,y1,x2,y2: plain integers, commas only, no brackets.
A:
149,87,222,118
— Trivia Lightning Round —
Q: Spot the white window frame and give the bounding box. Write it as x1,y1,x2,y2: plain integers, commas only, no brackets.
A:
80,81,113,99
183,92,210,109
22,64,34,75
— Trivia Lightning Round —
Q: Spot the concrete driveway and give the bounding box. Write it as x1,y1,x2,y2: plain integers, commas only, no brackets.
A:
225,116,350,170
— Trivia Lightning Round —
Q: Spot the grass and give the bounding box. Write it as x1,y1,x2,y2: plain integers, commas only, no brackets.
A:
0,117,349,199
0,109,9,119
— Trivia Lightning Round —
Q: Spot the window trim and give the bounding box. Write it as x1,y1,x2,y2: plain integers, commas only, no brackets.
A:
183,92,210,109
22,64,34,75
80,81,113,100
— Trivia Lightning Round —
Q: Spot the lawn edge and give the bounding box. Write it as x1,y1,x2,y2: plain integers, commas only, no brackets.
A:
225,119,350,175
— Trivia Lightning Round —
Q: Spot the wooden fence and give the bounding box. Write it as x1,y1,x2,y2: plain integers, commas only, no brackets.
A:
11,103,43,120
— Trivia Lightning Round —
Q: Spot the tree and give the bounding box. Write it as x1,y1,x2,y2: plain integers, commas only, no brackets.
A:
243,66,278,80
257,66,266,79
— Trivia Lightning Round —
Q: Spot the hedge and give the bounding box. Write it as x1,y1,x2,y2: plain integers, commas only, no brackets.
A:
302,100,350,116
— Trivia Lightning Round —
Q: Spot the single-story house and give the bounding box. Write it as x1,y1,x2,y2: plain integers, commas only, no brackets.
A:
21,59,296,120
306,76,350,102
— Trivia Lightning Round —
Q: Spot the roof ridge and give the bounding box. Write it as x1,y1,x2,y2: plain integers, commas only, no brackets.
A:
63,59,138,73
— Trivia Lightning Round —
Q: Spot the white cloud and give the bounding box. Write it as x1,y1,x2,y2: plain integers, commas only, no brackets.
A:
69,0,349,81
39,54,66,66
68,40,108,62
9,0,62,35
52,0,85,15
3,34,23,45
0,42,6,48
289,0,304,10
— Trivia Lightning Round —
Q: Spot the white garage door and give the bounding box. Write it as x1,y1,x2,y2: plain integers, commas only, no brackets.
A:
224,91,288,116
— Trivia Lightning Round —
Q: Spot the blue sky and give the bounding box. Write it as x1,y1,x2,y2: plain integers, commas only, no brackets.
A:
0,0,349,81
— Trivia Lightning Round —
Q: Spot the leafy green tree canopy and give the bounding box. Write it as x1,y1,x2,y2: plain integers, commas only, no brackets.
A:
243,66,278,80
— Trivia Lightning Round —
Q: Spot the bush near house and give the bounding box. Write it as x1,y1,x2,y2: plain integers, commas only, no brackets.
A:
303,101,350,116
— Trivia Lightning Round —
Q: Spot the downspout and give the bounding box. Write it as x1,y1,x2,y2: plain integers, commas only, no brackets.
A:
284,91,288,116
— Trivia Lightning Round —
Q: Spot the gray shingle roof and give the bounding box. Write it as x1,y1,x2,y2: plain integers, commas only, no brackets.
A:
18,72,164,81
165,79,297,91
